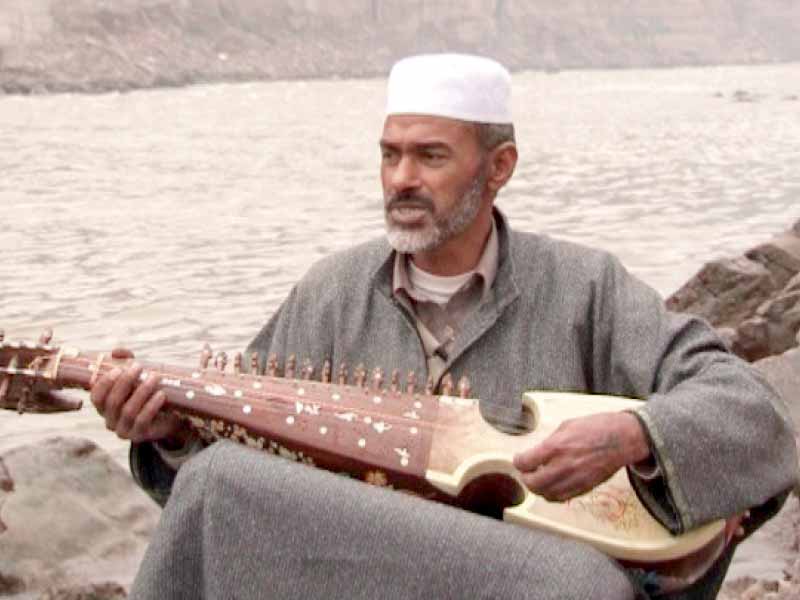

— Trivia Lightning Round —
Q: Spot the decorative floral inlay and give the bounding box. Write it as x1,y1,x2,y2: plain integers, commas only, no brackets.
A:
364,470,389,487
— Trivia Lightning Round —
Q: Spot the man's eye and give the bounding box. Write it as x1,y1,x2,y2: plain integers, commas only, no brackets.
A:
381,149,398,162
422,151,446,163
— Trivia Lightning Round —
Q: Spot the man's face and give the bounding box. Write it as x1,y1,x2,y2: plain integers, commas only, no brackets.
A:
380,115,487,253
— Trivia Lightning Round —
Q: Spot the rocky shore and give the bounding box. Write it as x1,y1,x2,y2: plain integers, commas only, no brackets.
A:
2,0,800,95
1,221,799,598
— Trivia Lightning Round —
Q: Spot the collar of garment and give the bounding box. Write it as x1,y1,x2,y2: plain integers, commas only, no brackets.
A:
392,216,499,304
371,207,522,328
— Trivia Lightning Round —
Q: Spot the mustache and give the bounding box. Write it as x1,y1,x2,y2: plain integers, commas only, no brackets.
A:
385,192,435,212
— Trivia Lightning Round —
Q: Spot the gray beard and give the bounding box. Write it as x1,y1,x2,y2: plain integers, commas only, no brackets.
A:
384,175,485,254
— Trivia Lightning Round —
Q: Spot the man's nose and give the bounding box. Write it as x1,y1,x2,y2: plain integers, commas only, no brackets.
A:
390,155,421,192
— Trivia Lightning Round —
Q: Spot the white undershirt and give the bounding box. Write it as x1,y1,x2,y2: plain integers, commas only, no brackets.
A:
407,260,475,305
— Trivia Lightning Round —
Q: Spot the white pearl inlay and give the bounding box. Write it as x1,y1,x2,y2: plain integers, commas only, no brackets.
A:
204,384,226,396
364,416,372,424
410,427,418,435
243,405,252,414
286,416,295,425
373,421,391,434
413,401,422,409
319,426,328,435
234,390,243,399
372,396,382,404
358,438,366,448
332,393,341,401
394,448,411,468
297,388,305,396
186,391,195,400
253,382,263,389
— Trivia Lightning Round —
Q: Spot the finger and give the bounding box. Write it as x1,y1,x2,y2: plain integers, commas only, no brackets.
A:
150,414,185,445
130,390,170,442
513,441,556,473
117,374,160,439
105,364,143,432
90,368,122,415
519,461,568,496
111,347,135,359
539,472,597,502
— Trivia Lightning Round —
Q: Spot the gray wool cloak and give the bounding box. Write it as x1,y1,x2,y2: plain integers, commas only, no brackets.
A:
131,210,797,599
241,210,798,598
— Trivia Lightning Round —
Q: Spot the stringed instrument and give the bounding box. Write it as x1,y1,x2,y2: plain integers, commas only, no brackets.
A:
0,329,728,593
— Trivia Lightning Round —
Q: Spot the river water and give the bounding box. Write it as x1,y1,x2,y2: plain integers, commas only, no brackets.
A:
0,63,799,463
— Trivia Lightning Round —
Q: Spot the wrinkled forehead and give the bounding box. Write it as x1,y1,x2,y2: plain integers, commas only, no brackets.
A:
380,114,478,147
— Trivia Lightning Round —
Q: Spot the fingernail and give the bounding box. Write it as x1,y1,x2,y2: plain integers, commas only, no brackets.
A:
109,368,122,378
131,362,141,371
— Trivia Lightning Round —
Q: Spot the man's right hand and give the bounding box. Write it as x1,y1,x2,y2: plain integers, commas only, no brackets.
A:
89,348,186,445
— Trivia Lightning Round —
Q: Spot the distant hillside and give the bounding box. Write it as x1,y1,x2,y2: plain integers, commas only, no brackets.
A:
1,0,800,93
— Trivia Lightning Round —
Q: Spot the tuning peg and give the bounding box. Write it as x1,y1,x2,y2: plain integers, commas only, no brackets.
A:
267,354,279,377
250,353,260,375
38,328,53,346
390,369,400,393
301,358,314,380
337,363,348,385
199,344,212,369
214,351,228,373
405,371,416,394
285,355,296,379
0,376,9,404
233,352,243,375
354,364,366,387
458,376,471,398
441,373,454,395
372,367,384,390
424,374,434,395
321,360,332,384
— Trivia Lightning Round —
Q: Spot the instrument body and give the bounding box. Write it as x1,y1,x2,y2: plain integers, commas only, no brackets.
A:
0,336,726,592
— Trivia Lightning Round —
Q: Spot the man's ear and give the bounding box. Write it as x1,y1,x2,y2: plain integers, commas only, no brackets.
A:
486,142,518,194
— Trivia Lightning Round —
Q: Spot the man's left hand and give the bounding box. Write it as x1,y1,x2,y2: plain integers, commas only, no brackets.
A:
513,412,651,502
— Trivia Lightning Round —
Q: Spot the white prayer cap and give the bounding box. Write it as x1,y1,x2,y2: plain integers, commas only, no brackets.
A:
386,54,512,124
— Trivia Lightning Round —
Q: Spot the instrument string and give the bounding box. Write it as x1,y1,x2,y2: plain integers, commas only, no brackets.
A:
54,354,534,435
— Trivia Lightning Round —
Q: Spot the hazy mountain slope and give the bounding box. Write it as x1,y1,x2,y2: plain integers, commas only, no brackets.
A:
1,0,799,93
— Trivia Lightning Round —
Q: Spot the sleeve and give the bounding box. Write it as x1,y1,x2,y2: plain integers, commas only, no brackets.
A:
591,255,798,535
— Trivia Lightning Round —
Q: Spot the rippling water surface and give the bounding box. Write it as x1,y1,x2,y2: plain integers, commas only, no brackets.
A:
1,64,798,461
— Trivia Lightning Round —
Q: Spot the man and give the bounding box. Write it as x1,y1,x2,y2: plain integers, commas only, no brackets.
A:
91,54,797,599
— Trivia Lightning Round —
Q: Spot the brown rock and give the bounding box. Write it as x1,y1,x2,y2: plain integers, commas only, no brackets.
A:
734,291,800,361
668,223,800,362
666,256,778,328
785,272,800,295
755,345,800,428
733,316,771,362
0,437,160,596
746,233,800,289
38,582,127,600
